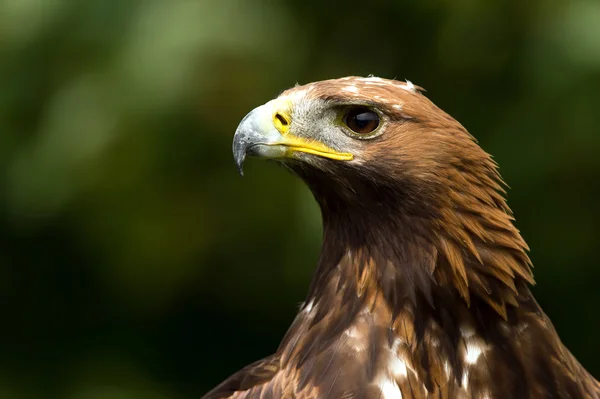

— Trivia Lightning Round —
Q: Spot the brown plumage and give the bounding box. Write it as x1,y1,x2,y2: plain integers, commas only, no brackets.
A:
205,77,600,398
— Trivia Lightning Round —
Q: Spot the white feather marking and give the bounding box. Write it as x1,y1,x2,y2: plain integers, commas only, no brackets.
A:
390,357,408,378
516,322,529,336
304,299,314,313
342,85,359,93
391,337,403,352
461,371,469,389
378,377,403,399
361,76,386,85
403,80,416,92
393,104,403,110
465,342,483,364
344,326,360,338
343,325,367,353
444,361,451,378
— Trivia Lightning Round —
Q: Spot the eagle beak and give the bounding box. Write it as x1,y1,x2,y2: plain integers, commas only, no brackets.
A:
232,100,353,175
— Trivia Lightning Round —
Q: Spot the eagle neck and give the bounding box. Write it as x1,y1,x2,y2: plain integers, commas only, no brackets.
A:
303,188,535,328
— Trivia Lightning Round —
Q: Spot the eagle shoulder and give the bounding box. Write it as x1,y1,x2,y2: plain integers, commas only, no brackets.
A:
202,356,281,399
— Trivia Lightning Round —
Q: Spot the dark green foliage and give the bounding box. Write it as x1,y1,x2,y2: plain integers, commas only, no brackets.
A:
0,0,599,397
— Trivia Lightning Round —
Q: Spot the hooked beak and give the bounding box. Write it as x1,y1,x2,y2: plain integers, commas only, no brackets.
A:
232,99,353,175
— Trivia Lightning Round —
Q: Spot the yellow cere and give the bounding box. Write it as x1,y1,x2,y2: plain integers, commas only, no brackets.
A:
271,98,293,135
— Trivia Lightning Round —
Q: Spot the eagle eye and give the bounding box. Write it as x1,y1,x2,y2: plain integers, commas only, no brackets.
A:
343,107,380,135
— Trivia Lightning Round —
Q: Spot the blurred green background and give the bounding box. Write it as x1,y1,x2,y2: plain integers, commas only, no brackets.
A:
1,0,599,398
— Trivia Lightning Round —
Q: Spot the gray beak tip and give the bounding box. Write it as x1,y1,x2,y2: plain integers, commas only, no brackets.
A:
232,130,247,176
233,148,246,176
232,105,273,177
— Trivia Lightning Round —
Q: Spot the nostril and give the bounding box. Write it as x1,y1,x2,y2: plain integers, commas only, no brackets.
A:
275,113,289,126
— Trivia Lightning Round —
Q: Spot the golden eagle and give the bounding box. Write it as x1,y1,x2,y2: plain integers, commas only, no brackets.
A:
203,77,600,398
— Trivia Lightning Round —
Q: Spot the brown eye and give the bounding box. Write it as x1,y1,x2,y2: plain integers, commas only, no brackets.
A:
344,107,380,135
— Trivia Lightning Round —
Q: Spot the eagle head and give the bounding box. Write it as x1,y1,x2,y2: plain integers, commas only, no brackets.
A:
233,77,503,227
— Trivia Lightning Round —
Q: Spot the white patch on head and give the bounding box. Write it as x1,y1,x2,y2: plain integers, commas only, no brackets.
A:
362,76,385,83
377,377,403,399
393,104,403,110
465,342,484,365
342,85,359,93
354,76,421,94
402,80,416,92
